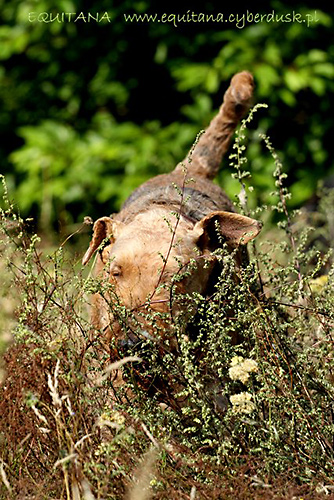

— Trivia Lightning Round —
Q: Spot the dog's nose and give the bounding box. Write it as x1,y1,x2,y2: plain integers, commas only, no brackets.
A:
117,332,140,352
117,329,154,355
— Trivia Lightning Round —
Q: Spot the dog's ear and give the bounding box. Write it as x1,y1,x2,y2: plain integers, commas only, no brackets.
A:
191,211,262,249
82,217,124,265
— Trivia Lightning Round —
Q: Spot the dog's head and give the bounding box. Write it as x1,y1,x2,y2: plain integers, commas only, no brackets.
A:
83,208,261,340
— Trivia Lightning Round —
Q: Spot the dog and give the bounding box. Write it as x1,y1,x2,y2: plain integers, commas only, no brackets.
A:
83,71,261,357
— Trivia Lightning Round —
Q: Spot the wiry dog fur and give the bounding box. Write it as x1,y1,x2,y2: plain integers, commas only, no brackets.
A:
83,72,261,351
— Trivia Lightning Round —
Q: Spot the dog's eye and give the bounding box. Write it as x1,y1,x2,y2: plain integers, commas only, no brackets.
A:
110,265,122,278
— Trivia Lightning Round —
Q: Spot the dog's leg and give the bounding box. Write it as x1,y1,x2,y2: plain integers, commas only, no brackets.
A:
175,71,254,180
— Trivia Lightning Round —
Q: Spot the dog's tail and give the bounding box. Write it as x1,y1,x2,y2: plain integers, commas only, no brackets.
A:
175,71,254,180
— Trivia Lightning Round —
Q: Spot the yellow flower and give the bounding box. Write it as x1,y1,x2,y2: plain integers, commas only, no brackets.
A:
309,275,328,294
228,356,258,384
100,409,125,425
230,392,256,414
230,355,244,366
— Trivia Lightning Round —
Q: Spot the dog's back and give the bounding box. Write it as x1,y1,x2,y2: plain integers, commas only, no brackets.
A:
115,71,254,225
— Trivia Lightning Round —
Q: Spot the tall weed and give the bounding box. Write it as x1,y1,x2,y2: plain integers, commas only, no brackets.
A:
0,112,333,499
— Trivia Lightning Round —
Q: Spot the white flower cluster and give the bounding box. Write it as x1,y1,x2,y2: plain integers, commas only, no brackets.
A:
228,356,258,384
229,391,256,414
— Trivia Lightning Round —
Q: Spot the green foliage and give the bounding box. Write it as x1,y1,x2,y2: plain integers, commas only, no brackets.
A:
9,115,196,230
0,1,333,233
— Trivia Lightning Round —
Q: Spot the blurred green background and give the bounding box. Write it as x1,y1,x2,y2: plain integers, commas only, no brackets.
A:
0,0,333,236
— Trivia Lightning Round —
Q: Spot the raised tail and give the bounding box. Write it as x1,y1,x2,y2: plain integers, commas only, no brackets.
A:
175,71,254,180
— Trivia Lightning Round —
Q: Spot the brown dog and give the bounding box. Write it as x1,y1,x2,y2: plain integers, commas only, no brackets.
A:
83,72,261,352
